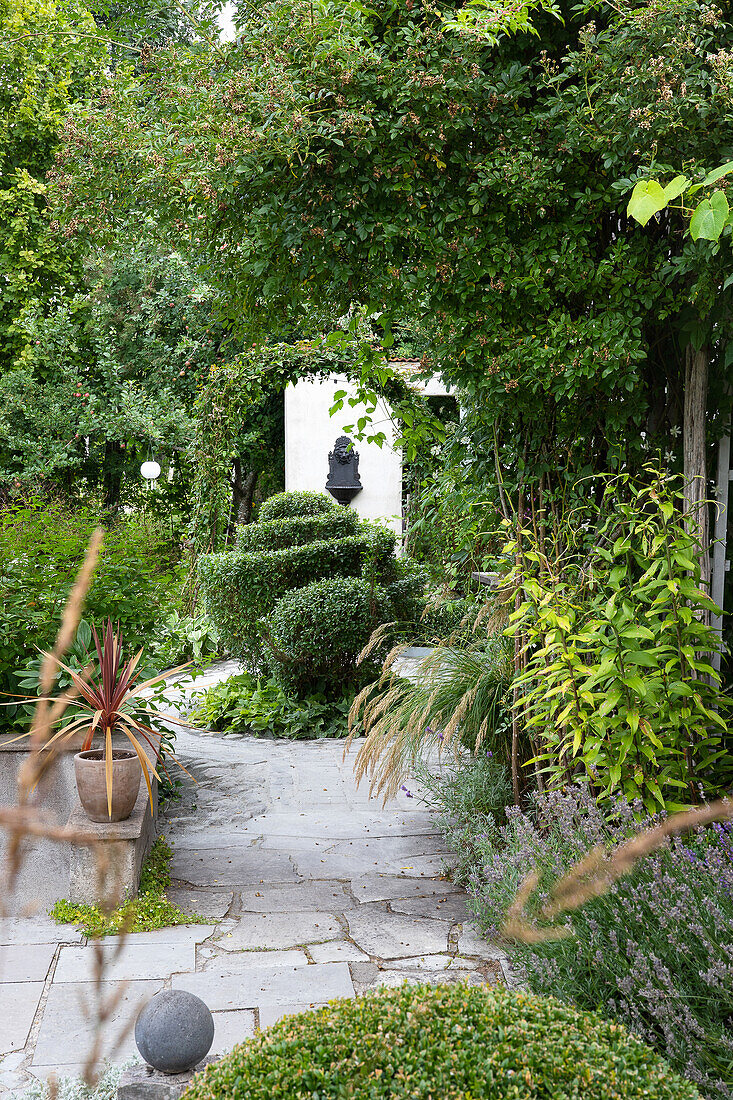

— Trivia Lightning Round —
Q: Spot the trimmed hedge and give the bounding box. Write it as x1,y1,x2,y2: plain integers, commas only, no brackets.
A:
258,490,339,522
199,528,396,664
183,983,700,1100
265,576,392,692
236,510,360,552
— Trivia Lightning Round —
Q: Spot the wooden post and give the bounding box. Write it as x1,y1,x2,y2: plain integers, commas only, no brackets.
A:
684,345,710,600
711,426,730,672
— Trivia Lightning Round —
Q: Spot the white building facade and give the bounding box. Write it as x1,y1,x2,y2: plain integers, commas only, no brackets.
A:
284,362,450,541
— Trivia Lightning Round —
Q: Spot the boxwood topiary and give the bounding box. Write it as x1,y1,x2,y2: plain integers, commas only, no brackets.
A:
236,510,360,552
264,576,392,693
258,490,339,522
183,984,700,1100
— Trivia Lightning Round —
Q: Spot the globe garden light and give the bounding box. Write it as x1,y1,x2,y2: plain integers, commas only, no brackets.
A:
140,460,161,480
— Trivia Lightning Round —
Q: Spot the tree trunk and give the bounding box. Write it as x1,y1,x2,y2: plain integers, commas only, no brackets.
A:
683,344,710,599
228,461,259,540
102,440,124,514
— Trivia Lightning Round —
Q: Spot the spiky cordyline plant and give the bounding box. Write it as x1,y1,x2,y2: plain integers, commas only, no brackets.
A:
9,619,191,817
347,617,515,802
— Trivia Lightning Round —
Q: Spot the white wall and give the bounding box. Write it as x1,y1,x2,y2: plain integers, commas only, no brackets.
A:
284,374,403,540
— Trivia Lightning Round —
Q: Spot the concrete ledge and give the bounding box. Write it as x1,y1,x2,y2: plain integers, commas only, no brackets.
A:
67,768,158,906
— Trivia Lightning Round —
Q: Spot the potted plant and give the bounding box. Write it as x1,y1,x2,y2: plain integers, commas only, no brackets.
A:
12,619,191,822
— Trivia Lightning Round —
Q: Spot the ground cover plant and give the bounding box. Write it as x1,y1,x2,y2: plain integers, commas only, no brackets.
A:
425,767,733,1100
188,672,355,740
182,983,700,1100
50,836,207,936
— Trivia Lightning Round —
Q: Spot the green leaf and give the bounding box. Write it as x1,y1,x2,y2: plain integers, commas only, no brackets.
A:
689,191,730,242
662,175,689,203
627,180,667,226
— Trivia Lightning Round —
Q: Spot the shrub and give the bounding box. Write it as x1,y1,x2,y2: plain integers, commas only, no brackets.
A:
265,576,392,694
199,532,394,665
258,489,339,522
188,672,354,739
428,782,733,1100
0,497,181,732
183,983,700,1100
199,489,404,671
236,510,359,552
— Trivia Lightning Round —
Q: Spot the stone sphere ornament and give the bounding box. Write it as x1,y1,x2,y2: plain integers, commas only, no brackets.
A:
135,990,215,1075
140,460,162,480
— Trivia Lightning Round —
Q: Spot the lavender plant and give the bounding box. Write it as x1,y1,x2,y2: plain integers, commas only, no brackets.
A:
429,777,733,1099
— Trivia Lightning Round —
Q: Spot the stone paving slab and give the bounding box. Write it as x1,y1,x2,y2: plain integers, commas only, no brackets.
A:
100,926,216,947
346,906,453,959
237,882,353,913
215,912,342,951
172,962,354,1010
308,941,370,964
203,949,309,971
165,888,233,919
170,847,299,887
210,1010,256,1053
0,943,56,983
33,979,162,1066
0,982,45,1055
390,894,473,922
54,941,197,983
0,918,83,946
351,874,461,903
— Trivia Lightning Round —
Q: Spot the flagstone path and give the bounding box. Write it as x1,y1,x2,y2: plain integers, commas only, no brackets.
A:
0,661,509,1095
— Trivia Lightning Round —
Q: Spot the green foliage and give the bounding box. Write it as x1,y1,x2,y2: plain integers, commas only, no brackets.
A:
199,495,400,668
627,161,733,241
265,576,392,694
258,490,339,523
236,510,359,552
183,983,700,1100
0,496,181,732
0,0,104,378
506,467,729,812
151,609,220,668
2,243,232,505
49,837,207,936
53,0,733,478
188,671,355,739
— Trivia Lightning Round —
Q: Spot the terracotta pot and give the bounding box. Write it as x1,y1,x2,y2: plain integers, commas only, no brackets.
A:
74,748,142,822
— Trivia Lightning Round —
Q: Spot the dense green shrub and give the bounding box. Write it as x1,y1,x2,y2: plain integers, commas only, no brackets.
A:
199,492,405,669
189,672,354,739
265,576,392,693
199,531,394,664
183,983,699,1100
0,497,181,732
236,510,359,552
258,490,338,522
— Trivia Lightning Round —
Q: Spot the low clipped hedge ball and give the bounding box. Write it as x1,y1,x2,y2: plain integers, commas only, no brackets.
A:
182,984,700,1100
